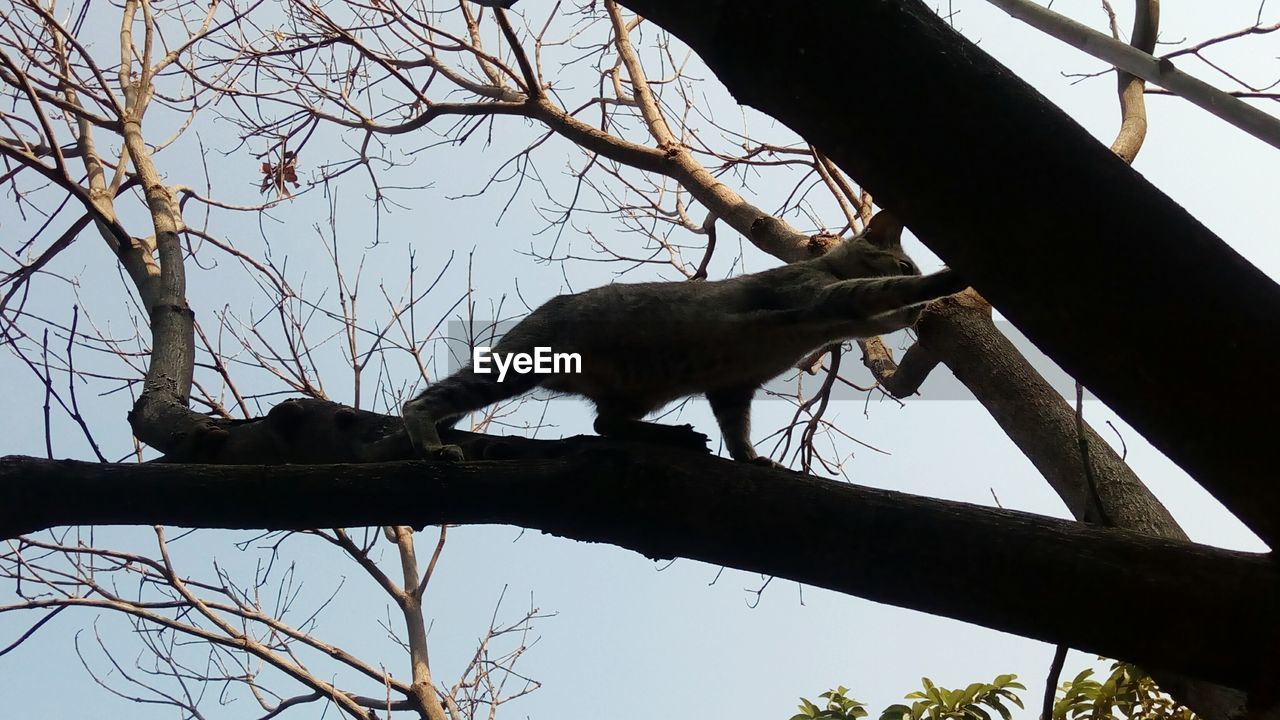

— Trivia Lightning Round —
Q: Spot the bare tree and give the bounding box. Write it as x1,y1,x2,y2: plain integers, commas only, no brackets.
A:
0,1,542,716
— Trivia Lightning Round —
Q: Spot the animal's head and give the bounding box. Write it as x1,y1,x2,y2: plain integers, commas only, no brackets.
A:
817,211,921,280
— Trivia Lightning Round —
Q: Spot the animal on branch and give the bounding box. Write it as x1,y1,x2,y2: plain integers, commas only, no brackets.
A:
403,212,968,465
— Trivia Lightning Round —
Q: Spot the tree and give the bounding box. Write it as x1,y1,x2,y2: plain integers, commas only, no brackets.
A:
793,664,1200,720
2,0,1277,718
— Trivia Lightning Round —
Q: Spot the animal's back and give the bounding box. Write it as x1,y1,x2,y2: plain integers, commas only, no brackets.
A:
510,272,833,413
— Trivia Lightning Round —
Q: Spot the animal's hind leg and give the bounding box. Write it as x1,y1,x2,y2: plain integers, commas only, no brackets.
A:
403,366,540,460
705,385,781,467
593,402,709,454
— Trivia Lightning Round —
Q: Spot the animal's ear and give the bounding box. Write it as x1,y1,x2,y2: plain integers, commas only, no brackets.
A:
863,211,904,249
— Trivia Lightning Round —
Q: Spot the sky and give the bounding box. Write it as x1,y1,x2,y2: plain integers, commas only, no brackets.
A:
1,1,1277,718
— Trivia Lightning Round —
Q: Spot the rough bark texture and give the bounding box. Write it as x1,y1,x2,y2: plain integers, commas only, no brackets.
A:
913,291,1254,717
613,0,1280,548
3,449,1278,689
916,290,1182,536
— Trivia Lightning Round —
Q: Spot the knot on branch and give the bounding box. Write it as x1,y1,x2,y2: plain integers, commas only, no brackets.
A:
809,232,840,254
150,302,194,319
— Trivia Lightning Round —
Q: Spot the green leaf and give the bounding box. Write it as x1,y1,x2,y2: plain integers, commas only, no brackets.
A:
987,698,1013,720
994,689,1024,709
1069,669,1095,687
880,704,912,720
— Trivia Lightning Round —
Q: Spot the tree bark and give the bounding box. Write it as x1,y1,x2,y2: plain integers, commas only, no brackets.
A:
2,451,1277,690
915,291,1180,534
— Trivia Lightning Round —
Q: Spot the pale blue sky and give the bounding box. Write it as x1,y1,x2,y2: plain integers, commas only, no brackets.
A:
2,1,1276,717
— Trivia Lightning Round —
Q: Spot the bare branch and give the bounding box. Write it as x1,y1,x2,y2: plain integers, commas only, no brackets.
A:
982,0,1280,150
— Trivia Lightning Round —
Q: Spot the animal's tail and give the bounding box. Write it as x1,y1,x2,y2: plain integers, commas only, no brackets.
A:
408,365,541,428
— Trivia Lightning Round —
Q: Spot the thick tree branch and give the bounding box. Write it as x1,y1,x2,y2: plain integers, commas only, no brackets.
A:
2,451,1276,690
615,0,1280,548
917,292,1181,537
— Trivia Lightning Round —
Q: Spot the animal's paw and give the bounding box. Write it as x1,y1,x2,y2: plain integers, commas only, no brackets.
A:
747,456,787,471
426,444,466,462
930,267,969,296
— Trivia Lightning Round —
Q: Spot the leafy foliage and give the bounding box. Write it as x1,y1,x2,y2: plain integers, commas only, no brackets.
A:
1051,663,1198,720
878,674,1025,720
790,686,869,720
795,663,1199,720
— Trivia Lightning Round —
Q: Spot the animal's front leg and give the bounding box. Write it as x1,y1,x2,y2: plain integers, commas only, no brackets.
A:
817,269,967,320
842,308,927,336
